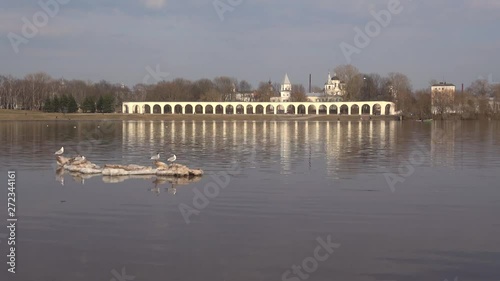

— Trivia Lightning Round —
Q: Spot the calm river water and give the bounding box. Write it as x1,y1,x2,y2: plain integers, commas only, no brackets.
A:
0,120,499,281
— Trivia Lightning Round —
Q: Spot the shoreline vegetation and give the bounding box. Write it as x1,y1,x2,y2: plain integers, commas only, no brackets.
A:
2,66,499,121
0,109,401,121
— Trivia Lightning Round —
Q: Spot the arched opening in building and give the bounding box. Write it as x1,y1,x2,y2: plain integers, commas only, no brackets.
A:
226,105,234,114
340,105,349,115
298,105,306,114
361,104,370,115
308,105,317,115
256,105,264,114
123,105,129,113
195,105,203,114
287,105,296,114
277,105,286,114
144,105,151,114
329,105,338,115
215,105,224,114
373,104,381,115
246,105,254,114
318,105,327,115
174,105,183,114
236,104,244,114
152,104,161,114
266,105,275,114
385,104,392,115
164,105,172,114
351,104,360,115
185,105,193,114
133,105,139,114
205,105,214,114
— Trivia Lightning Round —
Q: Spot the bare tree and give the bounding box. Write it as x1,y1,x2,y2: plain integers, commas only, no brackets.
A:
387,72,412,113
467,79,493,117
468,79,492,97
360,74,378,101
200,88,223,102
272,82,280,96
290,84,308,102
214,76,237,101
24,72,53,110
191,79,215,101
131,84,148,102
255,81,274,102
334,64,363,101
414,89,432,119
238,80,252,92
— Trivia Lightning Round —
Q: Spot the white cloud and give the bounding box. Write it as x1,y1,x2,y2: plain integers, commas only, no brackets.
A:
141,0,167,9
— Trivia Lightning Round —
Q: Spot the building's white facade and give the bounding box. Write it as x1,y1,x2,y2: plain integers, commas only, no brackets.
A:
431,82,456,93
431,82,456,114
271,72,346,103
271,74,292,102
324,72,345,98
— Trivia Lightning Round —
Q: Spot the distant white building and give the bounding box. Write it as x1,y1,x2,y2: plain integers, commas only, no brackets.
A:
431,82,456,93
271,73,292,102
235,92,255,102
431,82,456,114
271,72,347,103
324,72,345,98
305,72,345,102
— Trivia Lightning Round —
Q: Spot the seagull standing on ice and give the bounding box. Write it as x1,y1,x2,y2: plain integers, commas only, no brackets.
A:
167,154,176,164
151,153,160,161
55,147,64,155
74,155,86,162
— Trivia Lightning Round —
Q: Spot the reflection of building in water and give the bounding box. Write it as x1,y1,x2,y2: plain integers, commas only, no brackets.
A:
121,120,399,178
279,122,291,173
273,120,398,177
431,122,455,167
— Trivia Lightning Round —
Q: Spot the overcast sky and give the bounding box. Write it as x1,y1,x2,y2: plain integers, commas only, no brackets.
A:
1,0,499,90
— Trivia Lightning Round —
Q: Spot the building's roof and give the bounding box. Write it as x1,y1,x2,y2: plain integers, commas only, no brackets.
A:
432,82,455,87
306,92,324,97
282,73,291,85
331,73,340,81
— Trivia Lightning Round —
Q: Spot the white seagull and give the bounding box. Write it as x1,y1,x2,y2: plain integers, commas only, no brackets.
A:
167,154,176,164
151,153,160,161
55,147,64,155
74,155,86,162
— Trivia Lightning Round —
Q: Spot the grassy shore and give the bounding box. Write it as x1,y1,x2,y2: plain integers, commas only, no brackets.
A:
0,109,397,121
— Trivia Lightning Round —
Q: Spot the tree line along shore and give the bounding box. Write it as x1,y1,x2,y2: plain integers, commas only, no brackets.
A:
1,64,499,120
0,110,398,121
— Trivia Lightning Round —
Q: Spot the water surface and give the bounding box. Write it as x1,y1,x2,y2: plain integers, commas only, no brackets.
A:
0,120,499,281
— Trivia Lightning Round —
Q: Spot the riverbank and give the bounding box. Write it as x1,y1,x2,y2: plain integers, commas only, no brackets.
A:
0,110,398,121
